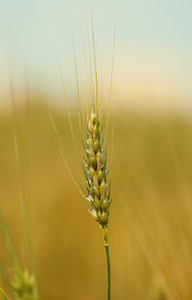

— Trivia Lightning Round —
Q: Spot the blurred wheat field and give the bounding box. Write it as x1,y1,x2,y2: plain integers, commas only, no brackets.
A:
1,101,192,299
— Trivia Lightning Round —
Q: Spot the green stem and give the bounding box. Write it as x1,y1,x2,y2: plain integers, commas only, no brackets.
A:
104,236,111,300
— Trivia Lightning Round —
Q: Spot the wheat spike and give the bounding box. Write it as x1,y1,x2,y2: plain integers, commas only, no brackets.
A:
84,107,111,237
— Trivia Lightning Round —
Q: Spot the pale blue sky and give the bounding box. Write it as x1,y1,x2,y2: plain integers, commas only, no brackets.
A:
0,0,192,111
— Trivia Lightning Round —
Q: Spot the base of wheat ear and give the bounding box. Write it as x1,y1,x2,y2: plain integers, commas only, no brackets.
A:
85,107,111,239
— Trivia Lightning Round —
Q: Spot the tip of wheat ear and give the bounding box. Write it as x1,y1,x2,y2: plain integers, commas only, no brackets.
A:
84,109,111,233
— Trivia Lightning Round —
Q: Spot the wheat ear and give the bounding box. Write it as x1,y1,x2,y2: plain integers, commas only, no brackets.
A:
55,16,114,300
85,108,112,235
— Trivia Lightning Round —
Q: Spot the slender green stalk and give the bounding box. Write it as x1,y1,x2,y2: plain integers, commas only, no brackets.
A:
104,237,111,300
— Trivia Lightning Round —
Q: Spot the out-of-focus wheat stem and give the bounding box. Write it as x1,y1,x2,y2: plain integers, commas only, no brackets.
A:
0,287,9,300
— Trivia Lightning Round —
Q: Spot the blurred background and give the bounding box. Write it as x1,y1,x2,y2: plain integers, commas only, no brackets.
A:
1,0,192,299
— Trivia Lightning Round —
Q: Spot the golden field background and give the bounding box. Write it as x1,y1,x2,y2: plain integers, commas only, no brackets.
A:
1,100,192,299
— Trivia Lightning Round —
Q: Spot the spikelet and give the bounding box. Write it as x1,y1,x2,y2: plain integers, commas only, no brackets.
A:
10,267,38,300
0,207,38,300
84,107,111,237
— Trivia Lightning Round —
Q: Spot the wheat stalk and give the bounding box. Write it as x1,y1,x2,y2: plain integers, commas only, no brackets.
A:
52,17,115,300
84,106,112,299
0,70,39,300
